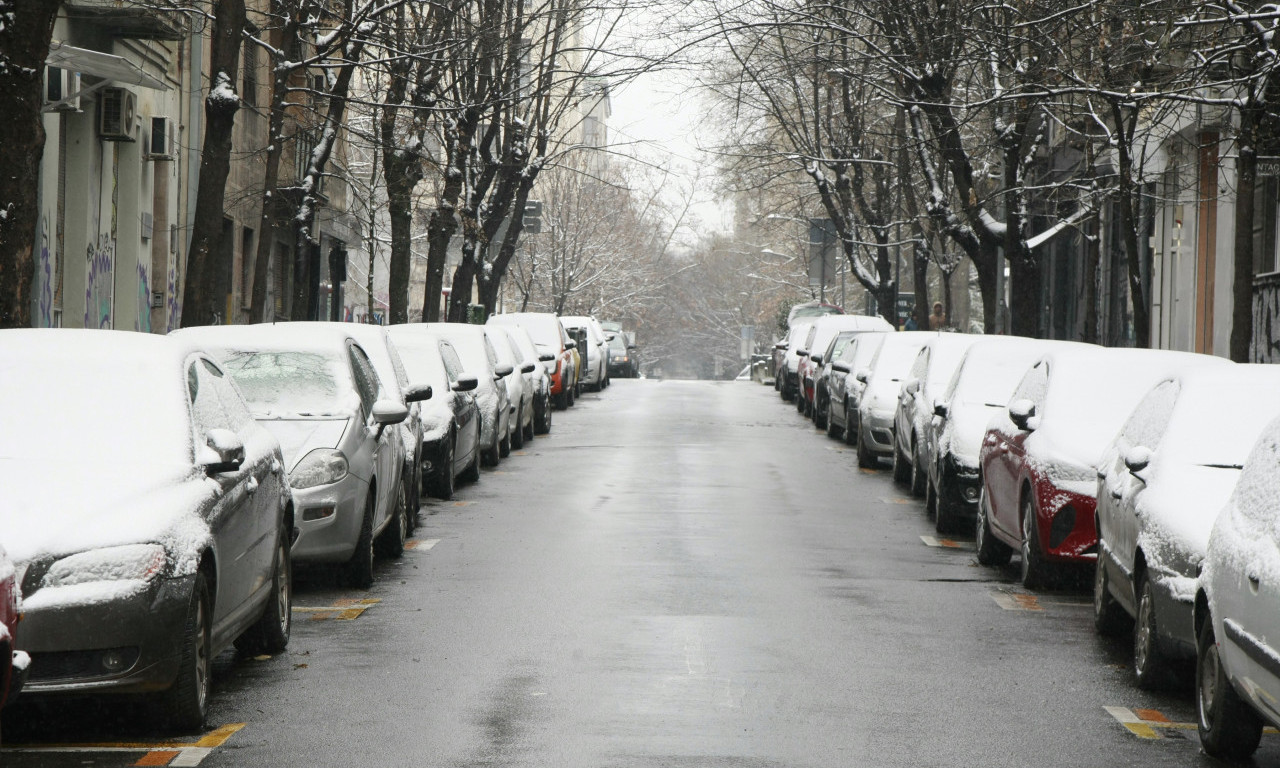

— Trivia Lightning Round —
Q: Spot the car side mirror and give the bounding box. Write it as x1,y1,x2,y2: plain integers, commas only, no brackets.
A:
404,383,433,403
200,428,245,475
904,380,920,396
832,362,850,375
934,401,948,418
495,364,514,377
797,349,809,358
452,375,479,392
1125,446,1153,475
1009,399,1037,432
521,363,536,374
811,354,824,366
774,342,788,351
628,344,637,351
606,333,617,341
372,399,409,426
565,340,577,350
855,370,869,384
539,353,555,362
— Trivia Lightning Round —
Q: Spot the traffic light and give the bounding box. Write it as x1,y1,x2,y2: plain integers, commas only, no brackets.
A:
523,200,543,234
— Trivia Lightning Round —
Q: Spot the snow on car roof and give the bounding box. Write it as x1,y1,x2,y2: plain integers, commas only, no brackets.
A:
1142,365,1280,469
948,337,1081,407
385,326,451,391
488,313,562,348
805,315,894,356
269,321,404,400
429,323,493,373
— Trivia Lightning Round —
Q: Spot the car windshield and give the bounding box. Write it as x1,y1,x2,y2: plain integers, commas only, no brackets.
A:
385,333,450,392
518,318,560,348
221,350,350,417
439,333,491,374
608,336,627,353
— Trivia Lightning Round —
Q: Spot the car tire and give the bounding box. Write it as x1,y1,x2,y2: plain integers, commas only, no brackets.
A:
842,402,857,446
536,398,552,434
892,437,911,484
345,491,377,589
1020,496,1051,589
375,482,407,559
566,384,575,407
815,390,829,430
796,389,806,414
932,482,955,532
405,455,421,535
908,435,927,498
524,406,536,441
159,572,212,732
1133,571,1168,689
825,409,841,439
511,406,525,449
429,435,456,500
461,441,481,483
1197,615,1264,760
976,488,1012,567
855,428,875,469
235,530,292,656
1093,555,1129,637
499,420,512,458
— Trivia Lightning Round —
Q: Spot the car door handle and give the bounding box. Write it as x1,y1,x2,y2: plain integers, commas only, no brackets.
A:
1249,573,1261,587
247,476,259,494
1110,489,1122,500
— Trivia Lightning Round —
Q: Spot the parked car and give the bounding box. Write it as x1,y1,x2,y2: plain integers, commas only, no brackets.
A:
385,326,483,500
811,330,861,427
489,313,577,409
279,322,431,534
177,324,410,588
1094,366,1280,688
497,324,552,435
787,300,843,326
825,332,888,444
976,346,1226,588
1194,412,1280,759
561,315,608,391
776,321,816,402
924,337,1069,534
854,332,935,468
1,544,26,715
485,325,533,448
562,323,587,400
606,332,639,378
798,314,894,419
431,323,513,465
892,333,982,497
0,329,293,730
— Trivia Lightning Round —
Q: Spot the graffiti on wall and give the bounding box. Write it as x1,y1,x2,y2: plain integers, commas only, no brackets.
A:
35,214,53,327
85,234,115,329
166,257,181,332
135,262,151,333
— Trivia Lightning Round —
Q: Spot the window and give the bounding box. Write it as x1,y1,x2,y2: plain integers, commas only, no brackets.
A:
1253,175,1280,275
440,342,464,383
242,39,258,109
188,360,233,440
348,344,380,417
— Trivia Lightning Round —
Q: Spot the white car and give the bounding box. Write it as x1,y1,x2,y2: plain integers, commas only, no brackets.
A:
1195,408,1280,759
498,324,552,436
431,323,513,466
854,331,934,468
560,315,608,391
776,322,815,402
892,333,982,498
485,325,533,449
175,324,410,588
1097,366,1280,690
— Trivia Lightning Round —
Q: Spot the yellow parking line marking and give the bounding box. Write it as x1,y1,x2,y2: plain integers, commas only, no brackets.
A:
4,723,246,751
990,591,1044,611
883,497,914,504
293,598,380,621
193,723,246,748
405,538,439,551
453,501,473,507
4,722,244,765
135,750,180,766
919,535,964,549
1105,706,1280,741
858,468,879,474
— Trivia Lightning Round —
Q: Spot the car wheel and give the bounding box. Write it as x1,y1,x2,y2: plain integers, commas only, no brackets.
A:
842,402,857,446
429,435,456,500
1020,495,1051,589
159,572,211,732
536,397,552,434
1093,554,1128,637
1133,571,1168,689
796,389,806,414
932,481,955,532
855,427,875,469
405,455,421,535
815,391,829,430
976,488,1012,567
825,408,841,439
892,436,911,484
1197,614,1264,759
235,529,292,656
461,440,481,483
909,436,927,498
499,419,512,458
345,491,377,589
523,406,536,441
566,384,575,407
511,407,525,449
375,482,407,559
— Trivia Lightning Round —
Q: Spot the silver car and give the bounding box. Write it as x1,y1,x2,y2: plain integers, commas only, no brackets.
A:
0,329,292,731
176,324,409,588
499,324,552,435
431,323,512,467
486,325,535,448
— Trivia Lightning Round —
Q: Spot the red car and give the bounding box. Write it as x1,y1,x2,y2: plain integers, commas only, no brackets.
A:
1,544,26,713
976,347,1225,588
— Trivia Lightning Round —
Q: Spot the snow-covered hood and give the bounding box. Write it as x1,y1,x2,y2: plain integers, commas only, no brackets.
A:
419,401,453,442
946,402,1004,467
256,418,349,471
0,459,216,572
1138,464,1242,572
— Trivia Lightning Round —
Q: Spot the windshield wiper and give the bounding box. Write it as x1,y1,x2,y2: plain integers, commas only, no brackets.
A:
1199,463,1243,470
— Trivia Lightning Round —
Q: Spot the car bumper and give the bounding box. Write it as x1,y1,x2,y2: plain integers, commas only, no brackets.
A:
861,411,895,455
291,471,370,563
938,457,982,517
1034,481,1098,564
18,573,195,695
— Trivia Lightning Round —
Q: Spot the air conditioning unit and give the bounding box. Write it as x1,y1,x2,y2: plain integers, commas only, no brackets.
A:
147,116,174,159
99,87,137,142
44,66,81,112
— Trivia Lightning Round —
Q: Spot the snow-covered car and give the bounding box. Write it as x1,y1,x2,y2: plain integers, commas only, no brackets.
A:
787,300,843,326
1,544,27,713
385,326,482,500
891,333,981,498
1094,366,1280,689
606,332,639,379
811,330,860,427
776,321,816,402
825,332,887,444
0,329,293,730
497,324,552,435
278,322,433,534
563,315,611,391
485,325,533,448
490,312,576,409
854,331,934,468
176,324,410,588
431,323,512,466
977,346,1227,589
1194,412,1280,760
797,315,894,419
924,337,1072,534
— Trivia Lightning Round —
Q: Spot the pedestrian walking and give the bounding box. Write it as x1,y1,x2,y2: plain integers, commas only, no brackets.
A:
928,302,947,330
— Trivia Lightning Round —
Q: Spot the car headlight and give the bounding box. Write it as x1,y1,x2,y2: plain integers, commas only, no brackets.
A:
43,544,168,589
291,448,349,489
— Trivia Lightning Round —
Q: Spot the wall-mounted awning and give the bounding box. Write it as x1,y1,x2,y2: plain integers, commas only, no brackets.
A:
46,41,170,91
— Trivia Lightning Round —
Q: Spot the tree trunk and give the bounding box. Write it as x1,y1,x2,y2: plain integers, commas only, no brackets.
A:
1083,217,1100,344
1232,108,1259,362
1112,103,1150,348
422,116,477,322
181,0,246,327
0,0,60,328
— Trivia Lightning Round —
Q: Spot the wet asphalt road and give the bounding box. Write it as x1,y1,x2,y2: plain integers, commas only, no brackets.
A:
4,378,1279,766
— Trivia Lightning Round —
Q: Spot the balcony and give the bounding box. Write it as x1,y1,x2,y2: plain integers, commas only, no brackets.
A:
61,0,184,41
1251,271,1280,363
